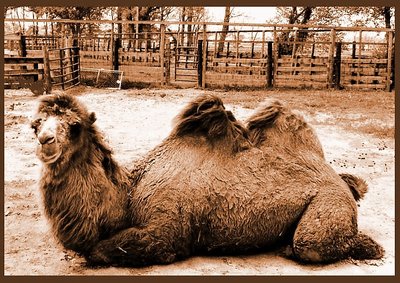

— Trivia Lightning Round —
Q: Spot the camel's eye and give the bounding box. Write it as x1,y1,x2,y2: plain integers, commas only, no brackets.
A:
70,122,82,138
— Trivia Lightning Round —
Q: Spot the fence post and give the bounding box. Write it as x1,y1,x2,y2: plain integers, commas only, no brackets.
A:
42,46,52,94
272,27,278,88
333,42,342,89
160,24,166,85
59,49,65,90
327,28,336,88
72,38,80,86
113,38,120,71
197,39,203,87
266,41,273,88
202,24,207,88
386,30,393,92
19,35,27,57
165,39,171,85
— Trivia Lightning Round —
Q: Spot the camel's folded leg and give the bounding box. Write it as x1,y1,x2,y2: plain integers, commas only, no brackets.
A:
87,225,184,267
291,194,384,263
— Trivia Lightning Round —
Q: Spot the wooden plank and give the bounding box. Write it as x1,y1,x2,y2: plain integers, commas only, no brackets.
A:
276,74,327,80
277,66,327,72
342,78,386,85
342,83,386,89
160,24,166,85
212,58,268,64
342,75,386,80
206,72,267,80
4,57,44,64
277,57,329,64
341,58,388,64
342,66,387,73
211,65,266,70
81,50,111,57
202,24,207,88
274,80,328,88
327,29,336,87
4,69,44,75
386,31,393,91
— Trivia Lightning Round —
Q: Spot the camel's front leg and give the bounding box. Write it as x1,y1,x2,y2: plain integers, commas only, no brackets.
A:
87,225,180,267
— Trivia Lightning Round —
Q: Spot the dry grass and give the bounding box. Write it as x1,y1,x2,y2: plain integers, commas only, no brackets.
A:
216,88,395,139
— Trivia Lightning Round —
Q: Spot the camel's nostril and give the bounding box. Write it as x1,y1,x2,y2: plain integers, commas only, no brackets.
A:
39,135,55,145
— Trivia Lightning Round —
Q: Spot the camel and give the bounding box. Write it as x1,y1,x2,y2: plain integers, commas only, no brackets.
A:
31,93,383,267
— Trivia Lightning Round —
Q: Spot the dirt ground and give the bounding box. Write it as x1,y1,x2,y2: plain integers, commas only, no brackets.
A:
3,86,395,275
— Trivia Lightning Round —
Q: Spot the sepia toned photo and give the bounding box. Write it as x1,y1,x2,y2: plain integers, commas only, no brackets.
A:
3,6,395,275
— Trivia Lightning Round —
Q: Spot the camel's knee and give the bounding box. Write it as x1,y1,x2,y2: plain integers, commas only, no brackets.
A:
292,238,325,263
292,212,355,262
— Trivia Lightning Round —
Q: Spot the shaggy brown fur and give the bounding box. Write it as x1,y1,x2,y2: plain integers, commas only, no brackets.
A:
339,173,368,202
32,93,383,267
245,99,369,202
32,94,131,254
245,98,383,262
247,99,325,158
171,94,252,153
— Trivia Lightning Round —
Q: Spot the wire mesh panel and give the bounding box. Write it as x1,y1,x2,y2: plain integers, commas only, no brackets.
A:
81,68,123,89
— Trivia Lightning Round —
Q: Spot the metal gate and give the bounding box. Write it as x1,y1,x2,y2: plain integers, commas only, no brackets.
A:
47,46,80,90
174,45,199,83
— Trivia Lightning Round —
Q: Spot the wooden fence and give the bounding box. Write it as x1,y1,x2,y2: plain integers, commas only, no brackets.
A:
4,56,46,90
4,45,80,92
4,20,395,91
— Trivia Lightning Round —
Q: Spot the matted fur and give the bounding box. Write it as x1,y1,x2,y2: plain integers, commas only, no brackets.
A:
339,173,368,201
171,94,252,153
246,99,325,158
33,93,383,267
245,99,368,202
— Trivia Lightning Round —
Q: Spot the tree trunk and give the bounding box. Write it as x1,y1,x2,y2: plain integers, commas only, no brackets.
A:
383,7,391,29
217,6,231,54
279,7,313,56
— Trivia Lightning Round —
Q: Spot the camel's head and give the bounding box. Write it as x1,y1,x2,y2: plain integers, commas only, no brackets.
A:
246,99,325,158
31,94,97,165
172,94,251,152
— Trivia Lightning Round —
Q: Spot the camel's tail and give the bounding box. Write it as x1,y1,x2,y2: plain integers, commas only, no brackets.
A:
340,173,368,202
349,232,385,260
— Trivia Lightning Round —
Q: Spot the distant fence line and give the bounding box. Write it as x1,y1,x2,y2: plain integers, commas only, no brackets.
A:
4,19,395,91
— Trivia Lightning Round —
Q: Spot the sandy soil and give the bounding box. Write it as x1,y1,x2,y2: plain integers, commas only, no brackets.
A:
3,87,394,275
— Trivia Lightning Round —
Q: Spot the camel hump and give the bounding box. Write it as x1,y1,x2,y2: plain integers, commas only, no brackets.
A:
339,173,368,201
246,99,283,131
172,94,230,138
245,99,284,146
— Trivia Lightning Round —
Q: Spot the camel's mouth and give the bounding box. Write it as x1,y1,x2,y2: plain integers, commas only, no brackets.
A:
36,142,62,164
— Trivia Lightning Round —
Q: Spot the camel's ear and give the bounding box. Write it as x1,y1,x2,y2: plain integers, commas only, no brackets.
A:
89,112,97,124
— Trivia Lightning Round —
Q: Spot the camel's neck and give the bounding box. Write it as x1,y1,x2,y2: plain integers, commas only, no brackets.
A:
40,141,131,254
